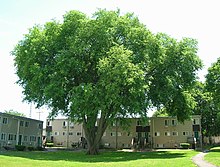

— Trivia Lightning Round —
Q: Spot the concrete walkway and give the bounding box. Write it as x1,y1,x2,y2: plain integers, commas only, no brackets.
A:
192,152,218,167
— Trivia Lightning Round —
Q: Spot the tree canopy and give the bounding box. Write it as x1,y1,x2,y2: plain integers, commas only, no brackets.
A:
204,58,220,138
12,9,202,154
4,109,26,117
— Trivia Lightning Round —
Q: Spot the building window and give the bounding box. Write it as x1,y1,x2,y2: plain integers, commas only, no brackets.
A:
1,133,6,140
193,118,199,125
24,136,28,141
165,132,171,136
25,121,29,127
63,132,66,136
171,120,177,126
76,132,82,136
30,136,36,142
182,131,189,136
172,131,178,136
38,123,43,129
47,121,51,126
137,120,141,126
69,132,73,135
110,132,116,136
165,120,169,126
117,132,122,136
155,132,160,136
157,144,164,148
20,121,24,126
69,122,74,128
8,134,15,141
54,132,59,136
63,121,67,127
3,118,8,124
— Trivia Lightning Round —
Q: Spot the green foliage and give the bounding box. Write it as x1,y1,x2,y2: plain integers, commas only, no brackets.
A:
27,146,35,151
12,9,202,154
180,143,190,149
192,81,220,137
152,108,169,117
46,143,54,147
4,109,26,117
15,145,26,151
206,58,220,103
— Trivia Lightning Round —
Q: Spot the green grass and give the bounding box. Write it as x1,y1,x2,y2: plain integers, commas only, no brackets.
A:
205,147,220,166
0,149,198,167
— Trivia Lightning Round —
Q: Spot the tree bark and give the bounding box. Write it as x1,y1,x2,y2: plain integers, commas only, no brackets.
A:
83,111,109,155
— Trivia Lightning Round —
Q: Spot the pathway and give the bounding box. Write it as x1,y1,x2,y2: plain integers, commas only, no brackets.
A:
192,152,218,167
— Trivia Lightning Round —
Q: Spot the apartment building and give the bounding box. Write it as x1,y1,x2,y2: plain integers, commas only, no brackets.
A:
0,112,43,148
46,115,201,149
46,119,84,147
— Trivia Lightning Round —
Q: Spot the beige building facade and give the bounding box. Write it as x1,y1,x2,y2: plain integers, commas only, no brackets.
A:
46,115,201,149
0,112,43,149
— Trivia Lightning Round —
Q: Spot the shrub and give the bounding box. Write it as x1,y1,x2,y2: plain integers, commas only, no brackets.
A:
180,143,190,149
27,146,35,151
46,143,54,147
36,146,45,151
15,145,26,151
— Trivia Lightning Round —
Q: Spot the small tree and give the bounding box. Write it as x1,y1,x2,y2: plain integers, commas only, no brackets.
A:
4,109,26,117
12,9,202,154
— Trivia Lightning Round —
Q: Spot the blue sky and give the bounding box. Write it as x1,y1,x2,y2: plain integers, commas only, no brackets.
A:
1,0,220,122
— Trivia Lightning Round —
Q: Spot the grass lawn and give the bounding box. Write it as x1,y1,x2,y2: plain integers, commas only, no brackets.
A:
205,147,220,166
0,149,198,167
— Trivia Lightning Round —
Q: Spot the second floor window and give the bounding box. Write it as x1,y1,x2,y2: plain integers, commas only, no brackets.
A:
171,120,177,126
193,118,200,125
165,120,169,126
3,118,8,124
25,122,29,127
63,121,67,127
20,121,24,126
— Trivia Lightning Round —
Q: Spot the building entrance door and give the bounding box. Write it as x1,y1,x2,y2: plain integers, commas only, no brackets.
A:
18,135,22,145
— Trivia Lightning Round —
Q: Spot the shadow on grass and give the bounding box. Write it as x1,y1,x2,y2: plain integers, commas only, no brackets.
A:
0,150,190,163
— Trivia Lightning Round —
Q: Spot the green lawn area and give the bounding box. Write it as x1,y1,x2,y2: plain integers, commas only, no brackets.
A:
0,149,198,167
205,147,220,166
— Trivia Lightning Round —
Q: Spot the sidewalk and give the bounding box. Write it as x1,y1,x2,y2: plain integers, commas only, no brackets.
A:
192,152,218,167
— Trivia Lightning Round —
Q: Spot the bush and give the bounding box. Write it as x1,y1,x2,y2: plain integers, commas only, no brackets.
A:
27,146,35,151
15,145,26,151
36,146,45,151
46,143,54,147
180,143,190,149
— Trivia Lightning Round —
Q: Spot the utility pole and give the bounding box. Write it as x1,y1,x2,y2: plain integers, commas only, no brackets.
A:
36,111,42,120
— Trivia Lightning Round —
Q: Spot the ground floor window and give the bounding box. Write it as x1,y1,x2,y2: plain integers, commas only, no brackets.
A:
1,133,6,140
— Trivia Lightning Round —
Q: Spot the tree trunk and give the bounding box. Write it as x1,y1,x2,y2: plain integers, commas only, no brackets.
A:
83,112,109,155
86,141,99,155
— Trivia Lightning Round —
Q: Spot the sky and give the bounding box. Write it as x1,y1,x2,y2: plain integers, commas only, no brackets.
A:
1,0,220,123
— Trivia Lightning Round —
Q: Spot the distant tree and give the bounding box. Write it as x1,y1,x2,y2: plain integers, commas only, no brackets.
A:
152,108,169,117
12,9,202,154
4,109,26,117
206,58,220,108
192,82,220,142
204,58,220,140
